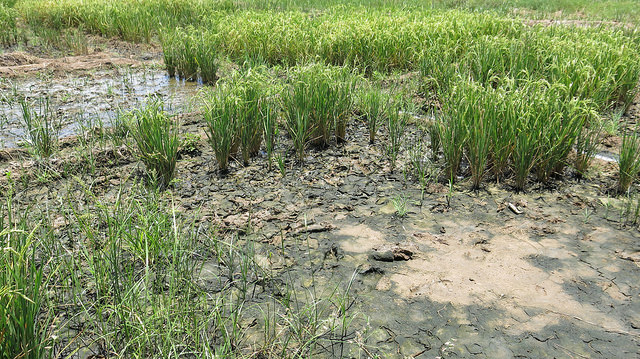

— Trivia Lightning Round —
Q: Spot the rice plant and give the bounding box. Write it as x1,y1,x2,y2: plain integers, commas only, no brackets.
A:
283,64,356,160
0,193,52,359
533,89,587,184
237,84,264,166
407,135,438,190
0,3,17,46
512,114,541,192
359,85,388,144
618,127,640,194
262,97,279,169
128,100,179,189
385,96,407,172
427,118,440,162
204,85,239,173
19,97,60,159
283,80,312,161
575,109,604,178
436,111,466,183
488,89,515,182
444,80,492,189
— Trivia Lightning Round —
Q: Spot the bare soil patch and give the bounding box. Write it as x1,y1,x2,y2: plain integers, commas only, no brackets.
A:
0,51,145,77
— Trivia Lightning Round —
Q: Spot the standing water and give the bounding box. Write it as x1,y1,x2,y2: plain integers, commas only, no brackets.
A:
0,66,201,148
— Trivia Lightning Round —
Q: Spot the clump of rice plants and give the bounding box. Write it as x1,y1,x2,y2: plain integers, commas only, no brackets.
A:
385,96,407,172
128,99,179,189
203,69,279,170
0,3,18,46
618,127,640,194
0,191,52,359
161,27,218,84
235,70,280,166
437,76,599,191
574,108,604,178
283,64,357,161
19,97,60,159
359,84,388,144
203,84,239,173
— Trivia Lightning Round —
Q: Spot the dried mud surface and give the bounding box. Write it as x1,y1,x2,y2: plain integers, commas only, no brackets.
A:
0,51,144,77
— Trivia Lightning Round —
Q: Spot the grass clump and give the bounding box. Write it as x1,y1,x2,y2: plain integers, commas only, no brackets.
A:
283,64,357,161
203,69,279,171
385,96,407,172
19,97,60,159
0,189,52,359
203,84,238,173
128,100,179,189
574,108,603,178
436,109,466,184
0,3,18,46
618,127,640,194
359,84,388,144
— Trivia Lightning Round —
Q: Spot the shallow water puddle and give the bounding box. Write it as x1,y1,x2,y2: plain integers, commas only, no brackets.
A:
0,66,200,148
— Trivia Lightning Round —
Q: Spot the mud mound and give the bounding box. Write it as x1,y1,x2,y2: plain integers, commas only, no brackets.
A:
0,52,40,66
0,52,142,77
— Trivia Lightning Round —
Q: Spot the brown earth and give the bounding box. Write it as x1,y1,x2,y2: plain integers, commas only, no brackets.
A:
0,51,146,77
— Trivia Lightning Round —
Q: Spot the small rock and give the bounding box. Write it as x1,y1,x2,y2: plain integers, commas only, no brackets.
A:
370,250,395,262
392,248,413,261
359,263,384,275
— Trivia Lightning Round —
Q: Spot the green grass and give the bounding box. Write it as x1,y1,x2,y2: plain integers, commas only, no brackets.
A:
283,64,358,161
0,184,52,359
128,99,179,189
358,84,388,144
0,3,18,46
19,97,59,159
618,127,640,194
0,175,364,357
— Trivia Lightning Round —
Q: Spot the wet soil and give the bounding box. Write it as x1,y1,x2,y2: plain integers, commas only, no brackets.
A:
0,65,200,148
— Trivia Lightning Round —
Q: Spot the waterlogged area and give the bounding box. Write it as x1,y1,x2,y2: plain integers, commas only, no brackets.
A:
0,66,200,148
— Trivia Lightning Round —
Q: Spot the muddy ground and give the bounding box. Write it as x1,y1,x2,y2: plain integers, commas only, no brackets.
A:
1,42,640,358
